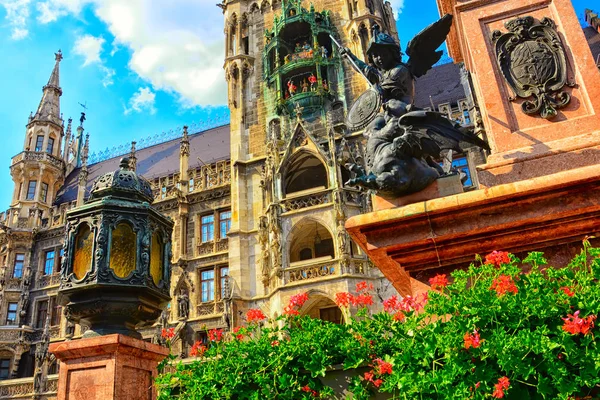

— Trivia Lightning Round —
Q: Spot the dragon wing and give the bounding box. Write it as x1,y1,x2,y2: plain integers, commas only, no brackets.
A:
398,111,490,159
405,14,454,78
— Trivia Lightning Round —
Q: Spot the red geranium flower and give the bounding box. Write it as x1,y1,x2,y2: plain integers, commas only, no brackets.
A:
356,281,374,293
490,275,518,296
208,328,223,342
485,251,510,267
562,311,596,335
246,308,266,323
289,292,309,307
232,326,244,340
463,329,482,349
161,327,175,339
492,377,510,398
428,274,448,290
335,292,353,308
284,293,309,316
383,296,399,313
560,286,575,297
190,341,207,357
374,358,393,375
352,293,374,307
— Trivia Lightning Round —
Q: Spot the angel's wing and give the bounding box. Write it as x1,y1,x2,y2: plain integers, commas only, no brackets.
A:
398,111,490,159
405,14,453,78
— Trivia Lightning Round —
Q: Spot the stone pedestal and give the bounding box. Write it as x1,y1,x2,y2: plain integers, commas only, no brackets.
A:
372,174,464,211
49,334,169,400
345,0,600,296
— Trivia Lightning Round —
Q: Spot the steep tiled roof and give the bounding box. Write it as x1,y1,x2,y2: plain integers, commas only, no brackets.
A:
584,26,600,64
413,62,465,109
55,124,231,205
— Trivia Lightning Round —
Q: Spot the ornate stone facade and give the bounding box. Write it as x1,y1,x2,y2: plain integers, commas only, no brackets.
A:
7,1,600,397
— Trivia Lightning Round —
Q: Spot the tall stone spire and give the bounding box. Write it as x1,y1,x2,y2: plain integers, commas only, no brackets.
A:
31,50,63,127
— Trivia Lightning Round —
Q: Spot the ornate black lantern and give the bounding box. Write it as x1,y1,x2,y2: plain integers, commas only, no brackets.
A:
59,158,173,338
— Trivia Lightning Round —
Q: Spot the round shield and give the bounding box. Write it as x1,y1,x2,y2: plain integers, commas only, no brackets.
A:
346,88,382,131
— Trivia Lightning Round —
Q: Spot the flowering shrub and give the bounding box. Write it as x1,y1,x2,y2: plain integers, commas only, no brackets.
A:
156,244,600,399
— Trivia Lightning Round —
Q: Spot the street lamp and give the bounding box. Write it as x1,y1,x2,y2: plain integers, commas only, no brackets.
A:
58,157,173,338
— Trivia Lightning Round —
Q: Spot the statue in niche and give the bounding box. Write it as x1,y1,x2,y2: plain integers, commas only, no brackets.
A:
339,17,490,198
258,216,270,285
177,290,189,320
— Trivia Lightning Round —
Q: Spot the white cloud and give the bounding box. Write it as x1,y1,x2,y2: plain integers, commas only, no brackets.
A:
124,87,156,115
100,65,115,87
73,33,115,87
0,0,31,40
36,0,86,23
32,0,228,107
73,34,105,66
388,0,405,19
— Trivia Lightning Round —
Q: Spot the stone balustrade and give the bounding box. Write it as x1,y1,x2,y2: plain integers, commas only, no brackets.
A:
281,189,331,213
0,374,58,399
286,259,337,283
11,151,64,169
196,301,225,317
34,273,60,289
197,238,228,256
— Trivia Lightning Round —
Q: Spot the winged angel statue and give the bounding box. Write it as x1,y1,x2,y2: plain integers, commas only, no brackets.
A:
339,15,489,197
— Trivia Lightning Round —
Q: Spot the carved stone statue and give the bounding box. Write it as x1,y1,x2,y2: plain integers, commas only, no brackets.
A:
340,18,490,198
159,309,169,327
336,219,348,256
33,366,43,393
258,216,270,286
177,291,189,320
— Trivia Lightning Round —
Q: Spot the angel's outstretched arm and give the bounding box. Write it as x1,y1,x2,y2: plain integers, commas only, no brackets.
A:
340,47,381,85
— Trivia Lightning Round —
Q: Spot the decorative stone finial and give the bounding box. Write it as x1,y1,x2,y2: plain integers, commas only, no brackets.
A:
55,50,63,62
295,102,304,123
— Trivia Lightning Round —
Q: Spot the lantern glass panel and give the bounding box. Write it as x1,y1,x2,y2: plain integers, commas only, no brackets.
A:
109,223,137,278
150,232,163,285
73,224,93,280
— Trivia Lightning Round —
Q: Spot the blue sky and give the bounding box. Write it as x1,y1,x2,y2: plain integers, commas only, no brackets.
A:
0,0,595,209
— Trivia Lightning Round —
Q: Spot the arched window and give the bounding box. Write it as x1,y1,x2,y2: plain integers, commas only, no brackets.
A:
229,15,237,56
241,14,249,55
289,220,334,263
284,152,328,195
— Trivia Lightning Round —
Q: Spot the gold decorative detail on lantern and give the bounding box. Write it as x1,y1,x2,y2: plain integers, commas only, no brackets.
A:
73,224,93,280
109,223,137,278
150,232,163,285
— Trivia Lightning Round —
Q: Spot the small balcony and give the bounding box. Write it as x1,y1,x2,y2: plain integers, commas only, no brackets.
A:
196,301,225,318
11,151,64,169
281,188,331,213
34,273,60,289
197,238,229,256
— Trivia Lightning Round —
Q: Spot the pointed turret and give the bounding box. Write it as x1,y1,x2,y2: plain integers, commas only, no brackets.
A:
63,118,72,162
30,50,63,128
